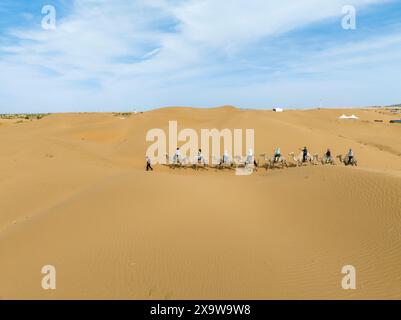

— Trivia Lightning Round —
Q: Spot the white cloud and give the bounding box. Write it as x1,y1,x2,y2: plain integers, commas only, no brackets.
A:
0,0,399,112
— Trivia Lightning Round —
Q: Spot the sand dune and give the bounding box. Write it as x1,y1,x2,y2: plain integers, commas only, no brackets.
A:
0,107,400,299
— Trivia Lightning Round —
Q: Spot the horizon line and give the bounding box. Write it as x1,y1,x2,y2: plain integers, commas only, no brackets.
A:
1,104,400,115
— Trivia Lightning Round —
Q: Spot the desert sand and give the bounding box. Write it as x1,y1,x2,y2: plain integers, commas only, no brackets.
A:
0,106,400,299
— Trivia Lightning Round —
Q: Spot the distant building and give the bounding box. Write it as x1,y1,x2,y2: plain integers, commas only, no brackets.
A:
273,108,284,112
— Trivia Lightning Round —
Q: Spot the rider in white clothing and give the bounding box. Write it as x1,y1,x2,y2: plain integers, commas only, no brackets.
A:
223,150,230,164
246,149,254,165
174,148,181,164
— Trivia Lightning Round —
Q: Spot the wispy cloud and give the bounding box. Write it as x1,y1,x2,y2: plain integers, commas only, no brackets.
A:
0,0,400,112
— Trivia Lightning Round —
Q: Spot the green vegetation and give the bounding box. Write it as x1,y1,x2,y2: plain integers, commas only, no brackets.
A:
112,112,133,118
383,104,401,109
0,113,50,120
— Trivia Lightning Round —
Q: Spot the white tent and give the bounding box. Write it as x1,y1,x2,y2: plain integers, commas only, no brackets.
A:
339,114,359,119
273,108,284,112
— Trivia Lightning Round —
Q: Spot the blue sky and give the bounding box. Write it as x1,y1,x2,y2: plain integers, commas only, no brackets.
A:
0,0,401,113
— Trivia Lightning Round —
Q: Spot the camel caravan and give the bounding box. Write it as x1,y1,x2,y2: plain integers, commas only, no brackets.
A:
159,147,357,171
146,122,357,172
163,148,258,172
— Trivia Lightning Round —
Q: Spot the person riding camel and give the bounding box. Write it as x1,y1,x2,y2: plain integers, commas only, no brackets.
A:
174,148,181,164
326,149,331,158
197,149,204,164
246,149,253,165
274,147,281,163
348,148,354,164
302,147,308,163
325,148,332,162
245,149,258,167
222,150,230,164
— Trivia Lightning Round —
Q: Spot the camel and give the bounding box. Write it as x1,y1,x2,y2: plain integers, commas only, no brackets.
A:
312,153,320,165
337,154,358,166
289,152,317,166
233,155,247,168
192,156,208,171
258,154,270,170
165,154,203,170
169,154,188,169
259,153,287,170
321,155,335,165
234,155,258,171
164,154,180,169
211,155,235,171
289,152,304,166
269,156,288,169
